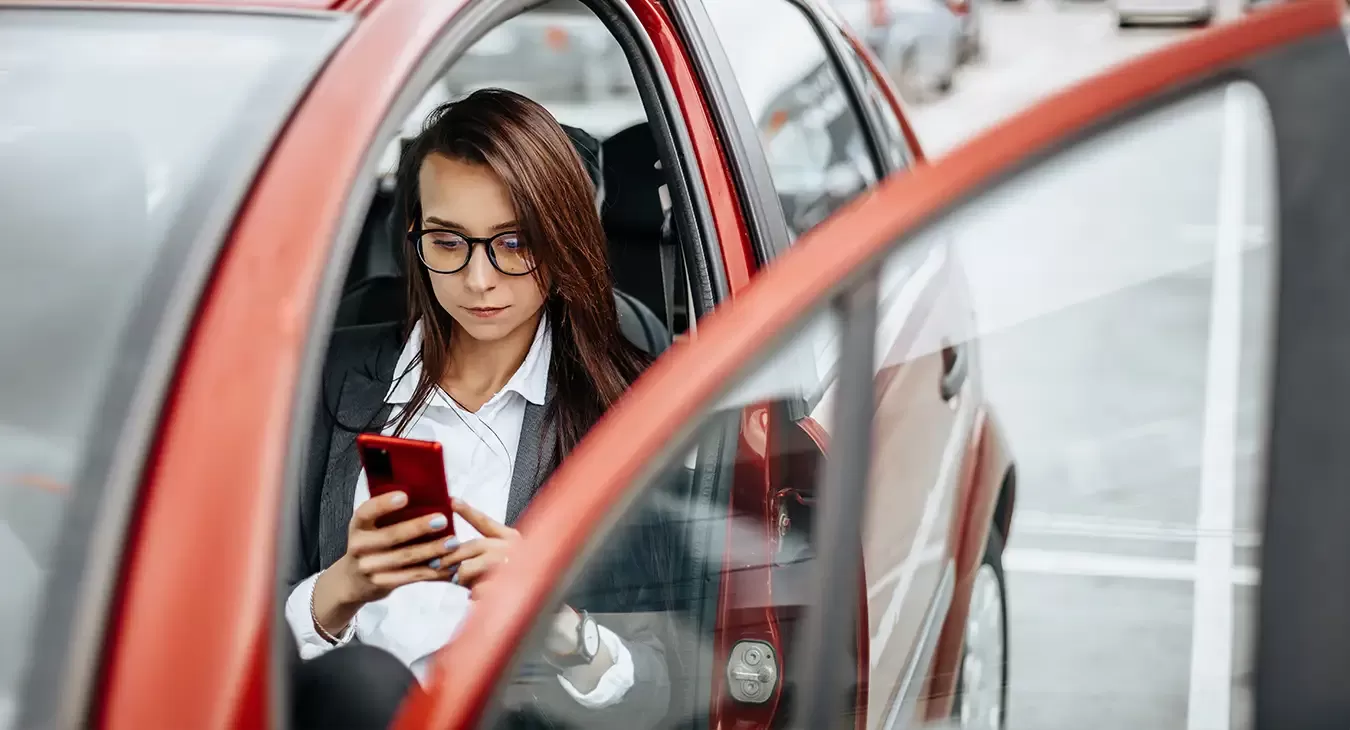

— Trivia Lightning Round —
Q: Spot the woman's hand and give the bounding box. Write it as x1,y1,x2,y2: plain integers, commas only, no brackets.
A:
443,498,521,597
312,490,459,636
447,499,618,688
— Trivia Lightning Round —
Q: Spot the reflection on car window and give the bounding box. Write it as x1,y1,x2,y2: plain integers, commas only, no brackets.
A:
871,81,1276,729
0,9,336,726
704,0,878,241
472,79,1280,730
478,312,849,729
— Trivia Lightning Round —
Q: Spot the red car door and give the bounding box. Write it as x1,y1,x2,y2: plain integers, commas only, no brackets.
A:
86,0,757,727
396,1,1350,728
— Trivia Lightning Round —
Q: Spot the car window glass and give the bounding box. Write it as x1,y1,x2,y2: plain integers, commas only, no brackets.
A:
456,79,1278,730
704,0,879,241
864,81,1275,729
831,25,912,171
475,310,851,729
0,9,338,727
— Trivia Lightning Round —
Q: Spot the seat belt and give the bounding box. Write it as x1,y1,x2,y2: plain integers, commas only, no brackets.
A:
658,241,677,339
655,160,677,338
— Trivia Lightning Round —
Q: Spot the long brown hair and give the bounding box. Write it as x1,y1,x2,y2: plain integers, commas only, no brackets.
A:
392,88,649,457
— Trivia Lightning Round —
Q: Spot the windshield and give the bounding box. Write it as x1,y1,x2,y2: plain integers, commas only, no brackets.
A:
0,9,341,725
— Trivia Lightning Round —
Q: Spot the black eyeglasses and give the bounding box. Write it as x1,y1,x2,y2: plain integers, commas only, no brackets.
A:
409,229,536,276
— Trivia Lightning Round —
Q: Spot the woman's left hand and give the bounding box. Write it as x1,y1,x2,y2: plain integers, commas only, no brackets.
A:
443,498,521,595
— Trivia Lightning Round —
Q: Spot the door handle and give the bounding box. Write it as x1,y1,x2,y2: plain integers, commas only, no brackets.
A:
940,343,968,401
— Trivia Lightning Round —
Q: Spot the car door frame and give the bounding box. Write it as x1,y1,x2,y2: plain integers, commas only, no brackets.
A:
88,0,740,727
395,1,1350,728
814,6,924,173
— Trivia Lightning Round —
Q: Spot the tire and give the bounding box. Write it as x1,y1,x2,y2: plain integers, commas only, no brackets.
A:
952,528,1009,730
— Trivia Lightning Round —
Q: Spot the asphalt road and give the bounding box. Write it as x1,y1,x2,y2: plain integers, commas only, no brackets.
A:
904,1,1271,729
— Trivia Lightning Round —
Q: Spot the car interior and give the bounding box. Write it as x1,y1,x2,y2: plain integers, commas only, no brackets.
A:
289,0,727,725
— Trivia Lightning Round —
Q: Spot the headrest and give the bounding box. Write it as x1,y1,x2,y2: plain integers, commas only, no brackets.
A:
600,123,667,237
561,123,603,191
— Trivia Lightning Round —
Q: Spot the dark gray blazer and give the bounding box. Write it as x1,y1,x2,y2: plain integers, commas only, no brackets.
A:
289,322,677,730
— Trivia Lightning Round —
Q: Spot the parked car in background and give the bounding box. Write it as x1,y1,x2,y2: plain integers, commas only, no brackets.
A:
830,0,975,102
1113,0,1215,27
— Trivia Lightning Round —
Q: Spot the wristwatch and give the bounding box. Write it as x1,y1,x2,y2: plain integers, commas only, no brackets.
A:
547,608,600,670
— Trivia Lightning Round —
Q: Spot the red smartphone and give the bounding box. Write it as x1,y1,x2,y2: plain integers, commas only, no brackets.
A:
356,433,454,544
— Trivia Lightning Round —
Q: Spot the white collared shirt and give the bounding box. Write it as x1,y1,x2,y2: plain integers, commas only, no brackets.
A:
285,318,634,708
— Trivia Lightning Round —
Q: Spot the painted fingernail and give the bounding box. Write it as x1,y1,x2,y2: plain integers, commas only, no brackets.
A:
448,566,460,584
429,558,442,570
390,492,407,507
444,537,460,551
428,514,447,530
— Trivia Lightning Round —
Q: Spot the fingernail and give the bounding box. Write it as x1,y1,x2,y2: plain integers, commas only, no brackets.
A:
449,568,460,585
444,537,460,551
428,514,448,530
390,492,407,507
429,558,442,570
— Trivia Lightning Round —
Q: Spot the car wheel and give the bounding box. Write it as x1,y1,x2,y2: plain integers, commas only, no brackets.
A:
952,528,1008,730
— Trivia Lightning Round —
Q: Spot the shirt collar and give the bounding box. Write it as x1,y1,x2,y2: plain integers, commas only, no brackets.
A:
385,317,552,407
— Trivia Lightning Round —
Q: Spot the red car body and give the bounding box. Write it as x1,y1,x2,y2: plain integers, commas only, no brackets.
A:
6,0,1349,729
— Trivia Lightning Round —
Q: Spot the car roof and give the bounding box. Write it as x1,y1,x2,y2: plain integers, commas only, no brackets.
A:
11,0,592,15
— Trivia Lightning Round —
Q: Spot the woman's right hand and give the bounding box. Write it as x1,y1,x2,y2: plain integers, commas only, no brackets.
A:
311,490,458,636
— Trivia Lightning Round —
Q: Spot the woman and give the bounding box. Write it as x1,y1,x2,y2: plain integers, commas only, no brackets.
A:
285,89,673,726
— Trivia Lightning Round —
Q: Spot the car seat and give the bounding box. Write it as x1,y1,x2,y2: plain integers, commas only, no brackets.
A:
333,125,671,356
599,122,686,335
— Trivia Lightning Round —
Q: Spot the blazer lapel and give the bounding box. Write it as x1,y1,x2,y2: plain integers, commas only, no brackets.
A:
318,371,396,569
504,387,557,527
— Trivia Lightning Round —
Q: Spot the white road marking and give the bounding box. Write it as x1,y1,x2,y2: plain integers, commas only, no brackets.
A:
1187,83,1248,730
1005,547,1258,586
1013,509,1261,548
1179,223,1267,247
